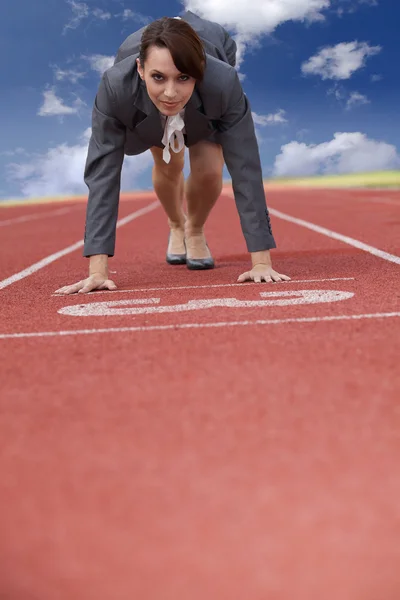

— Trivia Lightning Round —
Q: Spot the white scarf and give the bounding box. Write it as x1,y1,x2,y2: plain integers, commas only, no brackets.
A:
161,111,186,164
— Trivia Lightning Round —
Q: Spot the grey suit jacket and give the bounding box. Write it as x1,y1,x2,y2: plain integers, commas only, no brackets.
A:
83,10,276,257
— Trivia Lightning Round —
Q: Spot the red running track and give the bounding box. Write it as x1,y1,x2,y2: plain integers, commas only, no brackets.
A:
1,188,400,599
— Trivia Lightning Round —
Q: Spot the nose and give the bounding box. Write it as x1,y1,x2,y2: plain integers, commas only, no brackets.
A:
163,82,177,100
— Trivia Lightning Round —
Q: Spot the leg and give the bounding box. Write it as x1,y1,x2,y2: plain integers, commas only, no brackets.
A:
185,140,224,260
150,145,186,255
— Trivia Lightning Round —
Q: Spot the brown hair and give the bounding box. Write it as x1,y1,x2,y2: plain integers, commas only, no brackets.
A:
139,17,206,81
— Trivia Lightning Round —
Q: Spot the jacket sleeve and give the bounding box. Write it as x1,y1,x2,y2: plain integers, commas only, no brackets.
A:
223,29,237,68
217,69,276,253
83,73,126,257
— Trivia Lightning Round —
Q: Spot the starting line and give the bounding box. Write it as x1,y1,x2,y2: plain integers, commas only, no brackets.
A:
66,278,356,296
2,280,399,340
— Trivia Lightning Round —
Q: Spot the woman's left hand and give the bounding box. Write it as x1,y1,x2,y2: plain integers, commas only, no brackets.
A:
237,263,291,283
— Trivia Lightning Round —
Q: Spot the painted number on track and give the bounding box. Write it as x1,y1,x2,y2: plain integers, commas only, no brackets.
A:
58,289,354,317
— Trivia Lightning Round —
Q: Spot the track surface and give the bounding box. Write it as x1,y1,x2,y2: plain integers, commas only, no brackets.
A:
1,188,400,599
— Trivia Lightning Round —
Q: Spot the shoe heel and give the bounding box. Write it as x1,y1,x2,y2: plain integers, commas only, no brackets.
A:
166,232,186,265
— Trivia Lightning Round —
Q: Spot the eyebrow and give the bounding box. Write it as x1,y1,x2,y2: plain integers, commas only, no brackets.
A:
150,69,185,76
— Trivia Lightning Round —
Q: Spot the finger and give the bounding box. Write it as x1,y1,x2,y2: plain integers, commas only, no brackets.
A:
271,273,283,283
54,284,76,294
104,279,117,290
254,276,262,283
279,274,291,281
237,272,250,283
262,275,273,283
78,282,97,294
56,282,84,295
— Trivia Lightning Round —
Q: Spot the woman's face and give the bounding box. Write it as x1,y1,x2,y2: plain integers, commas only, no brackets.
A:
136,46,196,116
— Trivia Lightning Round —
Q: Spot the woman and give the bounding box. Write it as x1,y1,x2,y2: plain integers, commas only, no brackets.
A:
55,12,290,295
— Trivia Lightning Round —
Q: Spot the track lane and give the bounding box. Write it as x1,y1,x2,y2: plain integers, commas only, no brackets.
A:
268,188,400,255
0,197,158,282
1,188,399,599
1,192,399,334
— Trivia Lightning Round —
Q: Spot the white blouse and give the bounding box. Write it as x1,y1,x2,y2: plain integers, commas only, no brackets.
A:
159,109,186,164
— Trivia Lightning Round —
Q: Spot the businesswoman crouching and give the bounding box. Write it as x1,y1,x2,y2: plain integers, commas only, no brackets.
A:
55,15,290,295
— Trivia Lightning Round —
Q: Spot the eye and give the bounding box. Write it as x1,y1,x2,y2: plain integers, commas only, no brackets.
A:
151,75,190,82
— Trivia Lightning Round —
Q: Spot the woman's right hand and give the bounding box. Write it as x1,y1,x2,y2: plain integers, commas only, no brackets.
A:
54,273,117,295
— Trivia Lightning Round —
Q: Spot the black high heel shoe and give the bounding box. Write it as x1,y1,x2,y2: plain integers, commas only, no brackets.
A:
186,243,215,270
166,233,186,265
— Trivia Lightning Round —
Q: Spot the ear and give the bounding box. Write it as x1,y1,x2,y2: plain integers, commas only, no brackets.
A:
136,58,144,80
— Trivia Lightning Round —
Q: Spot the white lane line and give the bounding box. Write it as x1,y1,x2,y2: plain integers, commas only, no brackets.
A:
63,277,355,296
0,201,160,291
0,206,77,227
269,208,400,265
0,311,399,339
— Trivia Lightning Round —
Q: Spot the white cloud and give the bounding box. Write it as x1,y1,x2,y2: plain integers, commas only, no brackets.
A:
327,83,345,100
120,9,135,19
345,91,369,109
301,41,381,80
335,0,378,15
37,88,84,117
63,1,115,33
92,8,112,20
63,0,89,33
54,67,86,84
273,132,400,176
118,9,150,24
251,111,287,146
84,54,115,75
327,85,370,109
0,147,26,157
253,109,288,125
185,0,330,33
6,130,154,198
370,73,382,82
185,0,331,69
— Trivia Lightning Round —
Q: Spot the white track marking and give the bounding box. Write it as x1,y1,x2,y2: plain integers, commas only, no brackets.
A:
268,208,400,265
59,278,355,296
1,311,399,339
58,290,354,317
0,206,77,227
0,201,160,291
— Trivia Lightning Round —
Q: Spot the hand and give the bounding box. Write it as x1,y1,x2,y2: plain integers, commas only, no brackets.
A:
237,263,291,284
54,273,117,295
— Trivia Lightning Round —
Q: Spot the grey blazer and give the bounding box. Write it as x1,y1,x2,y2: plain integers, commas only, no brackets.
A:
83,10,276,257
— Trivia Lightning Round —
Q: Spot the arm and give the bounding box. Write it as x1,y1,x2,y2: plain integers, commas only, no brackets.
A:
217,68,276,259
216,70,290,283
54,74,125,295
83,72,126,260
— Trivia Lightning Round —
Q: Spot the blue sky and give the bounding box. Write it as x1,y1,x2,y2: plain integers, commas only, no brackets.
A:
1,0,399,200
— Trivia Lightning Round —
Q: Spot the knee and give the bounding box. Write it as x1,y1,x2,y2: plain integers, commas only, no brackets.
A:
152,149,184,182
190,168,222,188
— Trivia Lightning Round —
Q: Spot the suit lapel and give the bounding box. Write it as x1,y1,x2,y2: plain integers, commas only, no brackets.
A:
182,87,213,146
134,81,164,147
